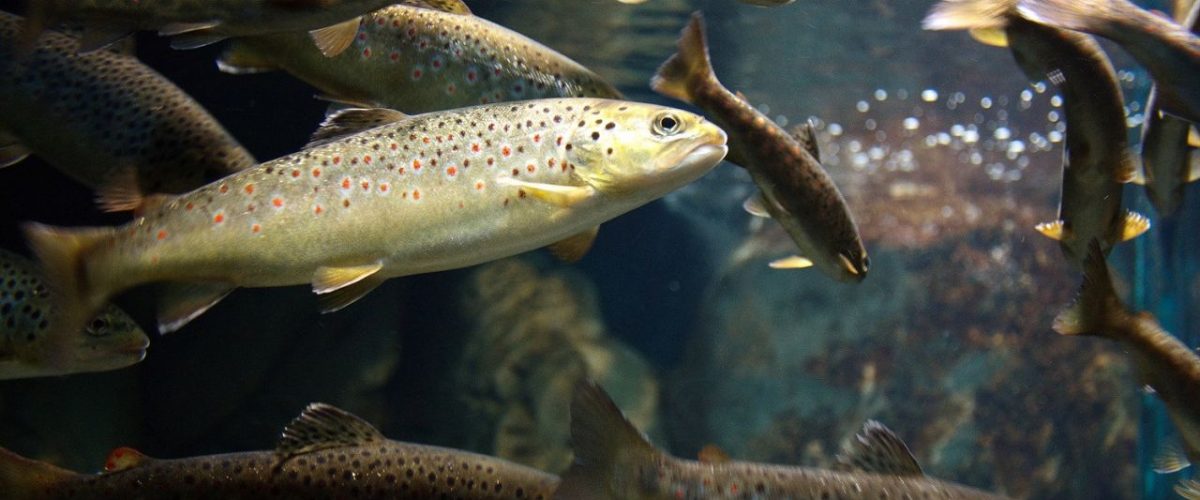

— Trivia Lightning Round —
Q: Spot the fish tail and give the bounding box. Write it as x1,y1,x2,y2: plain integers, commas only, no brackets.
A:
1015,0,1123,32
0,446,76,499
1053,240,1131,338
650,12,717,105
555,380,663,500
22,223,120,361
922,0,1017,31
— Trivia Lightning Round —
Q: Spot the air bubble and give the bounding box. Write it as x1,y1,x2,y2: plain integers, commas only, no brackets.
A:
993,127,1011,140
903,117,920,130
874,89,888,101
828,123,843,136
1050,95,1063,107
921,89,938,102
856,101,870,112
980,97,993,109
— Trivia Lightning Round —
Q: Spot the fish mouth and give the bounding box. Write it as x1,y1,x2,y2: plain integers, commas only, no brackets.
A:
675,143,729,172
837,253,869,283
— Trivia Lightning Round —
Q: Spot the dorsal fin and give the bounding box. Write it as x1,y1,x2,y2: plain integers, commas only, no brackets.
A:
791,120,821,162
697,444,731,464
275,403,384,463
403,0,472,14
306,108,411,149
104,446,152,472
835,420,924,476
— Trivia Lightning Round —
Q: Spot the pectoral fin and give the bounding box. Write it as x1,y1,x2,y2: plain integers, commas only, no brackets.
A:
312,262,383,294
1034,220,1066,241
159,21,221,36
968,27,1008,47
548,226,599,263
1188,156,1200,182
309,17,361,58
1189,126,1199,148
768,255,813,269
0,134,31,168
1152,441,1191,474
496,178,596,208
78,25,134,53
742,194,771,218
217,42,280,75
169,32,229,50
1118,211,1151,242
791,119,821,162
158,283,236,334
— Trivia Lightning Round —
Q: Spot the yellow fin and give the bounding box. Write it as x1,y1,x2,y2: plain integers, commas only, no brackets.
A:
217,42,279,75
496,179,596,208
1034,220,1066,241
309,17,361,58
104,447,152,473
1118,211,1151,242
549,226,599,263
1177,479,1200,500
698,444,731,464
317,273,385,313
1153,441,1191,474
1188,155,1200,182
769,255,813,269
650,13,715,105
742,194,771,218
1129,165,1148,185
312,262,383,295
158,283,236,334
968,27,1009,47
1189,126,1200,148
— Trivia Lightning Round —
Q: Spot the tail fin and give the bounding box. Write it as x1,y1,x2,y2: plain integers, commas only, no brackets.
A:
1052,239,1129,337
22,223,119,365
555,380,662,500
650,12,717,105
0,446,77,500
922,0,1016,31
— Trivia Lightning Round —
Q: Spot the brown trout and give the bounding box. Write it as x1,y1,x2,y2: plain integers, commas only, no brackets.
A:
217,4,623,114
924,0,1150,266
1055,241,1200,494
1135,0,1200,217
22,0,469,56
651,12,869,283
0,402,560,499
24,98,727,342
555,381,1008,500
1014,0,1200,124
0,10,255,206
0,249,146,380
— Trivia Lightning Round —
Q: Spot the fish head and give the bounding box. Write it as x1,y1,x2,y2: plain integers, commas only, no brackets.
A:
834,247,871,282
65,306,149,373
566,101,728,198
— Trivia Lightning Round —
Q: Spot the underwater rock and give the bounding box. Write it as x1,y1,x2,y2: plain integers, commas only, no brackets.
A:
454,257,660,474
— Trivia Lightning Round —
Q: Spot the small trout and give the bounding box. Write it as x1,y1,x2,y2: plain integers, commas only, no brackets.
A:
0,249,146,380
24,98,727,341
555,381,1008,500
651,12,868,283
22,0,469,55
923,0,1149,266
218,4,622,114
0,403,560,499
1013,0,1200,124
0,10,255,207
1055,241,1200,488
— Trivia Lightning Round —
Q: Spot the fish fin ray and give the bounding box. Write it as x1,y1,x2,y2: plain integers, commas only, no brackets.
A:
103,447,153,473
549,226,599,263
769,255,813,269
495,178,596,208
835,420,924,476
742,194,771,218
400,0,472,14
1177,479,1200,500
315,273,385,313
921,0,1010,31
217,42,280,74
1053,240,1126,337
1016,0,1119,33
1188,155,1200,182
791,119,821,162
1118,211,1151,242
159,21,221,36
556,380,660,500
650,12,716,105
1153,441,1191,474
169,32,229,50
0,137,32,168
275,403,384,465
1034,220,1067,240
312,261,383,295
157,283,236,334
307,108,410,148
968,27,1009,47
309,17,361,58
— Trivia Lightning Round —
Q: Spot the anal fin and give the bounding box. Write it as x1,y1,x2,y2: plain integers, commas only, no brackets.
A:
742,193,771,218
309,17,361,58
217,42,280,75
1153,441,1191,474
968,27,1009,47
157,283,236,334
316,273,385,313
548,226,599,263
698,444,731,464
1034,220,1067,241
1117,211,1151,242
312,262,385,312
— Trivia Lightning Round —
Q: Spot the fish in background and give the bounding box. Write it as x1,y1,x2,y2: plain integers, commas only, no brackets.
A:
24,98,727,340
616,0,793,5
218,4,622,114
1133,0,1200,217
924,0,1150,267
20,0,469,57
1054,241,1200,499
0,249,146,380
0,10,256,209
1014,0,1200,124
0,402,560,499
651,12,869,283
554,381,1009,499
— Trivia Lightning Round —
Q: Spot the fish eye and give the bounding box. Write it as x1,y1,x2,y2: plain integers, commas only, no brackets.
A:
652,112,682,136
85,318,110,337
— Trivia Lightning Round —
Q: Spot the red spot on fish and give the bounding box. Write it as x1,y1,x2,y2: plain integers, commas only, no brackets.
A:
272,198,283,208
446,83,456,94
533,134,541,143
219,183,229,193
412,68,423,79
511,168,519,176
312,168,321,178
466,70,477,82
413,159,422,170
359,32,368,41
471,143,480,153
362,47,371,58
475,181,484,191
185,202,194,211
527,164,535,173
314,205,324,215
364,155,372,164
413,189,421,200
156,230,167,240
422,137,430,144
292,169,300,178
342,178,352,189
244,184,254,194
432,59,442,69
390,143,398,150
447,166,457,176
493,67,502,76
213,213,225,224
390,51,400,62
501,146,511,157
343,199,351,208
380,183,389,192
458,201,464,208
251,224,261,233
549,158,557,169
486,157,494,166
730,485,738,495
361,181,370,190
333,156,342,165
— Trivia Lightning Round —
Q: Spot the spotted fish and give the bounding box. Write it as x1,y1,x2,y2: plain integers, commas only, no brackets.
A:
217,4,623,114
24,98,727,341
0,402,559,499
0,249,146,380
924,0,1150,266
21,0,470,56
651,12,868,283
1055,241,1200,496
554,381,1009,500
0,10,255,208
1013,0,1200,124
